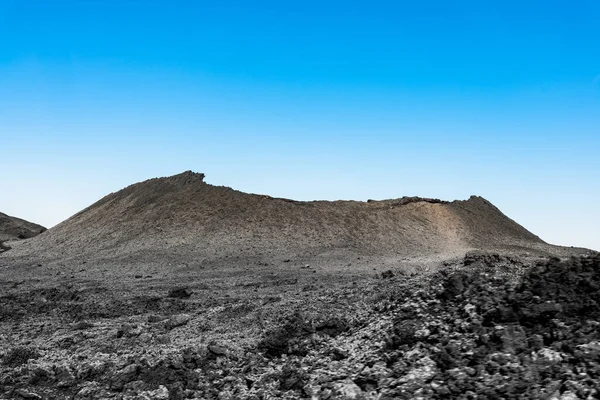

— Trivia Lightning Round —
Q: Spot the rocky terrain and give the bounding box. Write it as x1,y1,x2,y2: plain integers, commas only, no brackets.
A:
0,212,46,254
1,252,599,399
1,171,597,399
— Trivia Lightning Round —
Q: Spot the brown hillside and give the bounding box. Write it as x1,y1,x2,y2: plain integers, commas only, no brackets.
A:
1,171,575,264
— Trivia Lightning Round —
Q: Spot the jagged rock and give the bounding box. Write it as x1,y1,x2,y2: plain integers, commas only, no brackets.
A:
397,356,437,385
110,363,139,391
123,379,147,393
440,272,473,300
138,385,170,400
278,362,308,392
147,314,164,323
331,379,364,399
2,347,40,367
258,312,315,357
71,321,94,330
577,341,600,358
14,389,42,399
207,343,228,357
76,360,109,380
535,348,564,363
55,365,75,387
164,314,191,330
330,347,350,360
74,381,102,399
25,366,51,385
167,287,193,299
381,270,394,279
139,332,153,343
117,323,144,338
0,241,11,253
315,317,349,337
497,324,528,354
558,391,580,400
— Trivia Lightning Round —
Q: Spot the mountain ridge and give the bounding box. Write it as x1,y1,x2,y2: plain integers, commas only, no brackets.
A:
1,171,586,264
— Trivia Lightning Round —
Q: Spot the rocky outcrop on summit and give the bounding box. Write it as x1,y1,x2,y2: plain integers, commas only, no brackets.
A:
1,171,584,264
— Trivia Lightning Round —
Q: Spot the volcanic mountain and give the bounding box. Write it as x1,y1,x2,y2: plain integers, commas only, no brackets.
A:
1,171,580,265
0,212,46,245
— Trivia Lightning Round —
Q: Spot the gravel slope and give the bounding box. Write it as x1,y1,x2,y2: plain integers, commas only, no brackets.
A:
1,171,580,266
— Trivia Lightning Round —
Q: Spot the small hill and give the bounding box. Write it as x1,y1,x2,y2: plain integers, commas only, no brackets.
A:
0,212,46,251
1,171,583,264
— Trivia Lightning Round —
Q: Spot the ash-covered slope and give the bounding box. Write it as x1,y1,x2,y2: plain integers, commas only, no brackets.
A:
2,171,571,263
0,212,46,244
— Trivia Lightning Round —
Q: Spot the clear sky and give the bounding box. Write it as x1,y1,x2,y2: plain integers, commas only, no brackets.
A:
1,1,599,251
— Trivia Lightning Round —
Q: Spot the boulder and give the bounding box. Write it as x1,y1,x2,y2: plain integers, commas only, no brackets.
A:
167,287,193,299
164,314,191,330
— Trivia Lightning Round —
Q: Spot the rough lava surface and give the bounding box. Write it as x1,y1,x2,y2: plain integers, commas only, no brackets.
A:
1,253,599,399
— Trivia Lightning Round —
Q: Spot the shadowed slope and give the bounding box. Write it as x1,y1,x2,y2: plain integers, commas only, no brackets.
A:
1,171,578,264
0,212,46,243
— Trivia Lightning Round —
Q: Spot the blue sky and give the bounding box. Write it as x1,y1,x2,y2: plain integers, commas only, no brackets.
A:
1,1,599,250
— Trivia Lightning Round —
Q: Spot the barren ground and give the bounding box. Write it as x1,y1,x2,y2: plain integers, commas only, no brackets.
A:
1,172,597,399
1,251,599,400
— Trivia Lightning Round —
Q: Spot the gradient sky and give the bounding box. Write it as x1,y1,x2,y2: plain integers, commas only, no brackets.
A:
1,1,599,251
